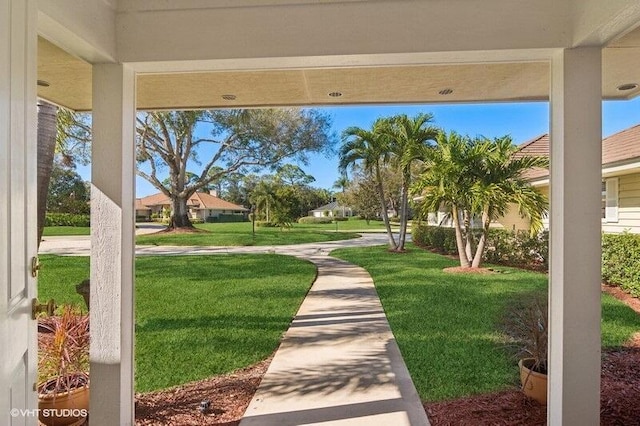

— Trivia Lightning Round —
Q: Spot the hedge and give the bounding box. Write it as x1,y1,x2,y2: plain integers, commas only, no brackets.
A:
45,213,90,227
298,216,333,224
412,223,548,270
602,233,640,297
206,214,247,223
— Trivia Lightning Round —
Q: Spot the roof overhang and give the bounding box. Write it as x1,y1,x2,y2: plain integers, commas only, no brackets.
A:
36,0,640,111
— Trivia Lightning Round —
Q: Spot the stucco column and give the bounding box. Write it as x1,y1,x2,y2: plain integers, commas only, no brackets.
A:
90,64,136,426
548,47,602,425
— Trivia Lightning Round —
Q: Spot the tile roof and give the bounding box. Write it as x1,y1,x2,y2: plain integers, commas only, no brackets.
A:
310,201,351,212
135,198,152,211
138,192,248,211
517,124,640,181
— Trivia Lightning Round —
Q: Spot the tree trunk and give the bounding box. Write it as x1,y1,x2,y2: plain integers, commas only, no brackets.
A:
375,164,397,250
37,102,58,247
452,207,471,267
471,211,491,268
463,210,473,261
169,195,194,229
396,184,409,251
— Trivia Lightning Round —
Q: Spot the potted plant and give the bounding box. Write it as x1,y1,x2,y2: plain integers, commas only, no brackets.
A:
507,296,548,404
37,305,90,426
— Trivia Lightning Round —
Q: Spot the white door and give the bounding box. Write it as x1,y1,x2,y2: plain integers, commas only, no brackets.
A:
1,0,38,424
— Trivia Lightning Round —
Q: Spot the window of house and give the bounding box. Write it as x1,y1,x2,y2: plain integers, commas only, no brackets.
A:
602,178,619,222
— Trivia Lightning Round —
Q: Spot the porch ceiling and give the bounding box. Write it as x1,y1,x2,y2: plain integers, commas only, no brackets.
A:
37,26,640,111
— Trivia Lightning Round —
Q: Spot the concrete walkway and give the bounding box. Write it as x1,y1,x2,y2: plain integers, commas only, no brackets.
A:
39,232,429,425
240,254,429,426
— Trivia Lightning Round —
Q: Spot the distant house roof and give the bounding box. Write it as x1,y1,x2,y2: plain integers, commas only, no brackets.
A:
138,192,248,211
310,201,352,213
135,198,151,211
517,124,640,181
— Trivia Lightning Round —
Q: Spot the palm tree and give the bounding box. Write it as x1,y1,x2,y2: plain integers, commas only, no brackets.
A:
468,135,548,267
339,120,397,250
384,113,439,251
250,178,277,223
37,101,59,246
413,131,477,267
413,132,548,268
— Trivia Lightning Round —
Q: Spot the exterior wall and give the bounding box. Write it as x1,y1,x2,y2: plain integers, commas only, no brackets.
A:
493,203,532,231
603,173,640,234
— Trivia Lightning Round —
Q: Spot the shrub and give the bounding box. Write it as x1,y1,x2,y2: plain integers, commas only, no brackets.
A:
333,217,348,222
412,223,457,255
44,213,90,227
412,223,549,270
297,216,333,224
256,221,277,227
602,232,640,297
190,218,204,224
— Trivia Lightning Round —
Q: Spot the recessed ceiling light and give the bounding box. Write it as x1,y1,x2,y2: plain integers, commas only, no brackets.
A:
617,83,638,91
328,92,342,97
37,80,50,87
221,94,236,100
438,88,453,95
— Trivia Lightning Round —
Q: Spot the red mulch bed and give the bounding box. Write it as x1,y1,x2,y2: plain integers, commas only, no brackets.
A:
443,266,495,274
135,357,271,425
603,284,640,314
425,340,640,425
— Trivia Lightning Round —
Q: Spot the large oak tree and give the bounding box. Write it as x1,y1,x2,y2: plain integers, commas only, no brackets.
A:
136,109,334,229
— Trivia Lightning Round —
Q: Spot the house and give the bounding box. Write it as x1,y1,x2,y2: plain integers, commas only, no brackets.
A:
309,201,354,218
515,124,640,233
137,191,248,222
4,1,640,424
134,198,152,221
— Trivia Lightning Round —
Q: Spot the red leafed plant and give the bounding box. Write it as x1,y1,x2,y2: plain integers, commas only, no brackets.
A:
38,305,90,394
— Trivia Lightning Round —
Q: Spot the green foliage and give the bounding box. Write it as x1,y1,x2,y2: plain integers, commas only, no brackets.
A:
45,213,90,227
37,254,315,392
333,217,349,222
298,216,333,224
255,220,277,227
332,244,640,401
602,232,640,297
47,162,90,214
206,214,247,223
412,223,549,270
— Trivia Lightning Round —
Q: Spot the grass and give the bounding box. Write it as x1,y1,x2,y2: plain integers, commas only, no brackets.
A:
37,254,316,392
331,244,640,402
43,226,90,236
137,221,361,246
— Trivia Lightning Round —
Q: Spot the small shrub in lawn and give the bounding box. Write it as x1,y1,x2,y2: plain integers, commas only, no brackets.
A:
602,232,640,297
256,220,277,227
45,213,90,227
297,216,333,224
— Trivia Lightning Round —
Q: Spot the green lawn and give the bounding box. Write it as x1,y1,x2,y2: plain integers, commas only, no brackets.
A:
37,254,316,392
331,244,640,402
137,221,361,246
43,226,90,236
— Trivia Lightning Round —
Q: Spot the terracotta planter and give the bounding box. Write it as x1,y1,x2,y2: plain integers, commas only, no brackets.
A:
38,379,89,426
519,358,547,404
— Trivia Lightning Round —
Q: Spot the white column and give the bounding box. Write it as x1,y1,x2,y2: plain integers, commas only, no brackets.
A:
548,47,602,425
90,64,136,426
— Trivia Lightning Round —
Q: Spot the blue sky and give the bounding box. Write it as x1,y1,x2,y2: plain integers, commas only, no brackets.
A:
78,97,640,197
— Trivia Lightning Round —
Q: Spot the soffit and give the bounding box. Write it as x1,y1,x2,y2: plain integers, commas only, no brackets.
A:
37,31,640,111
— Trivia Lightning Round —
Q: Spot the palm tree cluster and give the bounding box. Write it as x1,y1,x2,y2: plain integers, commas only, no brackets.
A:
339,115,548,267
